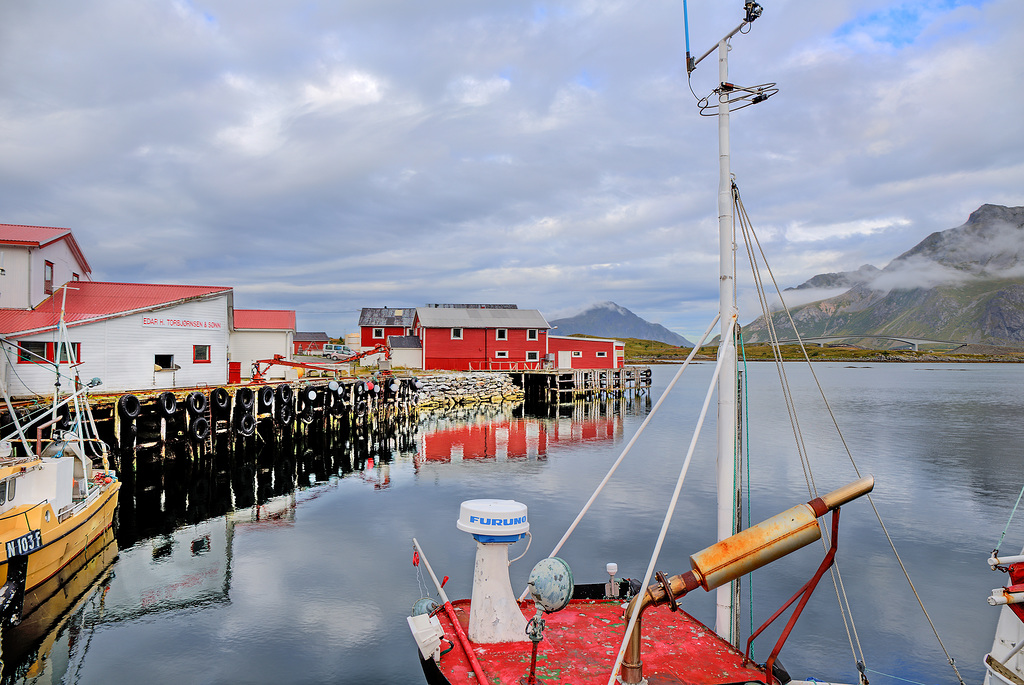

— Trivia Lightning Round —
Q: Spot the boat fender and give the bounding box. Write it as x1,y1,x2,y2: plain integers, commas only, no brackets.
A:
189,416,210,441
158,392,177,418
330,394,346,415
236,412,256,436
235,387,255,411
118,394,141,419
186,392,207,416
277,401,293,426
211,387,230,412
257,385,274,411
276,383,293,405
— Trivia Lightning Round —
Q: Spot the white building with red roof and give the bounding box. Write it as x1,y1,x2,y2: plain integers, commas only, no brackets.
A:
0,223,92,309
230,309,296,381
0,281,233,395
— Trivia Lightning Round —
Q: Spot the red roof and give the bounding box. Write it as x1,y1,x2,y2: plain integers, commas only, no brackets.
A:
233,309,296,330
0,223,92,275
0,281,232,335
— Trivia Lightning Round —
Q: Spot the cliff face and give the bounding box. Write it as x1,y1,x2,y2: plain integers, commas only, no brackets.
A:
744,205,1024,346
550,302,693,346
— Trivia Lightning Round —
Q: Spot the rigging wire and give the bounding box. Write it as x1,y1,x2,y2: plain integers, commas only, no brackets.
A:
732,183,966,685
607,319,737,685
994,480,1024,555
520,313,721,601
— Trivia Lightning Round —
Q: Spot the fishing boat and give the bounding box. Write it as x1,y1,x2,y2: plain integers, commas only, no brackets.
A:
0,305,121,628
406,4,956,684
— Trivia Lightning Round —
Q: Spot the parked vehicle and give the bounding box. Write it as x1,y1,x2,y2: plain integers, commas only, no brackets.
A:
322,343,355,360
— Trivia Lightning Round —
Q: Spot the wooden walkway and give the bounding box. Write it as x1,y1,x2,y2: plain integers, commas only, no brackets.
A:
512,366,652,404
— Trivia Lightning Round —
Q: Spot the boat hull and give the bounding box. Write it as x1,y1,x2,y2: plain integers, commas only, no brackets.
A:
0,480,120,625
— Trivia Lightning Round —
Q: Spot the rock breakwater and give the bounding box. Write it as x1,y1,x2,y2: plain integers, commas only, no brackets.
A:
414,372,524,408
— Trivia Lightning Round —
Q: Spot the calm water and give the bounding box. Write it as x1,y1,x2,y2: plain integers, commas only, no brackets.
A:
3,362,1023,685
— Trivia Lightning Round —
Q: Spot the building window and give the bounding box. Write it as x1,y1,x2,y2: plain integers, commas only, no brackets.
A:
56,342,81,364
406,328,414,336
526,351,539,362
194,345,211,363
495,350,508,359
155,354,175,370
373,328,385,339
451,328,463,340
572,351,582,358
17,342,47,364
17,341,80,364
44,261,54,295
496,329,507,340
527,329,538,341
596,351,607,358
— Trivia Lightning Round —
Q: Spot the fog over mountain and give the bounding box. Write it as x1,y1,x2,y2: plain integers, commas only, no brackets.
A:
549,302,693,347
744,205,1024,345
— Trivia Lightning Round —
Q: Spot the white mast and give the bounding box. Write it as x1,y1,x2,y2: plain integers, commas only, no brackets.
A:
714,33,740,644
686,1,771,646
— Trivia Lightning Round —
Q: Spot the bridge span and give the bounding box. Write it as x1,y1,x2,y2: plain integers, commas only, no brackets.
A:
768,334,967,352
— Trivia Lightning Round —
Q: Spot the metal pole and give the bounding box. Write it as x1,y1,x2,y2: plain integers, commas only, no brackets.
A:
715,35,741,646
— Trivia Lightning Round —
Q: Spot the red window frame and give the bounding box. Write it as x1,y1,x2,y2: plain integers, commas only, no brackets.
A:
44,261,54,295
193,344,212,363
17,341,81,364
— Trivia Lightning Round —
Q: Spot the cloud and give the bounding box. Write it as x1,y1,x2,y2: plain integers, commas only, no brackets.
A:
0,0,1021,340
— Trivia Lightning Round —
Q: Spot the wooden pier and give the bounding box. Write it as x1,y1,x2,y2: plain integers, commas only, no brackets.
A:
512,366,652,404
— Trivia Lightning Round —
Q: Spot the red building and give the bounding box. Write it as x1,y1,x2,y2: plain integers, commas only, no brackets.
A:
358,307,416,349
293,331,329,355
548,335,623,369
415,306,550,371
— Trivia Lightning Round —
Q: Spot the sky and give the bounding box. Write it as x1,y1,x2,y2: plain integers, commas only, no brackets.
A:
1,0,1021,341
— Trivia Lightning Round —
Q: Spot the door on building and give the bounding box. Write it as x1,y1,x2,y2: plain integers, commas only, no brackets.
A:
557,351,572,369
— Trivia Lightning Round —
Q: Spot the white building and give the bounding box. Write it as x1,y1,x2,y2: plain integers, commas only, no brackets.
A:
0,224,92,309
0,282,233,396
230,310,296,381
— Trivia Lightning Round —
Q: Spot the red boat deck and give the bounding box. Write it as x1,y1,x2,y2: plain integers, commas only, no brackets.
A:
432,598,766,685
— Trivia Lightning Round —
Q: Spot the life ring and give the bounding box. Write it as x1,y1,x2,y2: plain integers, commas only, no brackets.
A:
257,386,274,412
235,387,255,412
186,392,207,416
118,394,141,419
236,412,256,436
158,392,177,418
276,384,293,405
211,387,230,412
189,416,210,441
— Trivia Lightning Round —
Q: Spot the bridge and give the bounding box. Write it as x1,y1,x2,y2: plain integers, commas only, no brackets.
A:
768,334,967,352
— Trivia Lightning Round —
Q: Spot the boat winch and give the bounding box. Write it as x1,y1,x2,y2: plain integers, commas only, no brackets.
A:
457,499,531,643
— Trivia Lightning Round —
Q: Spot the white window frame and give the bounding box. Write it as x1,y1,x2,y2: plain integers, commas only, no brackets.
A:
572,351,582,358
451,328,463,340
527,329,538,341
495,350,509,359
496,328,507,340
372,327,385,339
526,351,539,362
596,351,607,358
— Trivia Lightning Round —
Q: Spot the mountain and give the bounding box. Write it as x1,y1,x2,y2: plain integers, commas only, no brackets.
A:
549,302,693,346
743,204,1024,346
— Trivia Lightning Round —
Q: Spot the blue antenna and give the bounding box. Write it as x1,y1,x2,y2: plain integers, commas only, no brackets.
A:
683,0,694,74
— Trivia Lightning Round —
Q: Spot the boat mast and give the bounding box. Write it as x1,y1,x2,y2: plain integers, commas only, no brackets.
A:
686,1,768,646
714,32,741,645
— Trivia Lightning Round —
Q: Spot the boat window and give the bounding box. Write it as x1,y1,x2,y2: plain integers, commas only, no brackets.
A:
0,479,6,506
6,477,14,502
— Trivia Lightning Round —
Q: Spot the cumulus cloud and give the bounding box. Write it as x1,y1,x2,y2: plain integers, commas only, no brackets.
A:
0,0,1021,340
